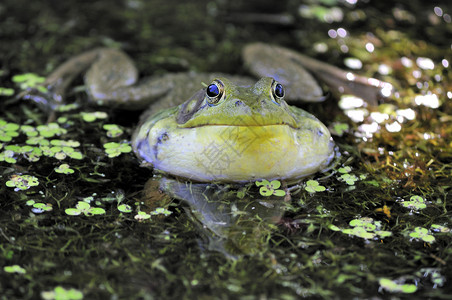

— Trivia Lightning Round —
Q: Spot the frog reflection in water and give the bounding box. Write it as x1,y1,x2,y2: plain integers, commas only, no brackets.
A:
30,43,389,255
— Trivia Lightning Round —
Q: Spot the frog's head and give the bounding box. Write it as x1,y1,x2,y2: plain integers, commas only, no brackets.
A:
176,77,300,129
133,76,335,183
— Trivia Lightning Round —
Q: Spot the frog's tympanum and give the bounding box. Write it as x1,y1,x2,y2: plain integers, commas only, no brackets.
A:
27,43,389,183
132,77,334,182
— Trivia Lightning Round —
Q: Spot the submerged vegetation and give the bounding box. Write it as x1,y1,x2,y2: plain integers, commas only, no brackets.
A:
0,0,451,299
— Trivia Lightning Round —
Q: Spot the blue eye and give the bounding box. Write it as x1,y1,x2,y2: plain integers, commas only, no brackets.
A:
274,83,284,98
207,83,220,97
206,80,224,105
271,81,285,104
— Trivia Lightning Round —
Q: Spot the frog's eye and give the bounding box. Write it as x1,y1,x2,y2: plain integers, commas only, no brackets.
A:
271,80,285,104
206,79,225,105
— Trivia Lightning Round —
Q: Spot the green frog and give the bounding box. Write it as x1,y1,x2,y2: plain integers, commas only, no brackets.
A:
30,43,387,183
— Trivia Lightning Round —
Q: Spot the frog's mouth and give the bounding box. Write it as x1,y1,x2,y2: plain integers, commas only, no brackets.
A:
184,122,299,129
180,114,300,129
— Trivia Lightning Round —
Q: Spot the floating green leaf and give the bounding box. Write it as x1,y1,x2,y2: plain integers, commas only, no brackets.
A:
36,123,67,138
338,166,352,174
3,265,26,274
55,163,75,174
340,173,359,185
0,149,17,163
409,227,435,243
431,224,450,233
151,207,172,216
31,202,53,213
41,286,83,300
401,195,427,210
335,217,392,240
65,201,105,216
118,204,132,213
104,142,132,158
6,174,39,191
0,119,20,142
57,103,80,112
332,122,349,136
0,87,15,96
81,111,108,122
255,179,286,197
103,124,124,138
134,211,151,221
12,73,47,93
21,125,38,137
379,278,417,293
304,179,326,193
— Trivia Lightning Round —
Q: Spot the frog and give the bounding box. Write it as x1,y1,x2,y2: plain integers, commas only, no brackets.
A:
26,43,389,182
133,76,334,182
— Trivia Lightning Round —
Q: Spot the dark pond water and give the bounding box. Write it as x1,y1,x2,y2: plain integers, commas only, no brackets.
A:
0,0,451,299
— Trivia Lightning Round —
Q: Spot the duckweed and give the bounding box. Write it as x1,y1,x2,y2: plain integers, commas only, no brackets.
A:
6,174,39,191
65,201,105,216
401,195,427,210
304,179,326,193
12,73,47,93
21,125,38,137
103,142,132,158
255,179,286,197
151,207,172,216
55,163,75,174
379,278,417,294
339,173,359,185
408,227,435,243
41,286,83,300
134,211,151,221
31,202,53,213
0,148,16,163
81,111,108,122
103,124,124,137
36,123,67,138
0,87,15,96
117,204,132,213
334,217,392,240
3,265,26,274
0,119,20,142
430,224,450,233
331,122,349,136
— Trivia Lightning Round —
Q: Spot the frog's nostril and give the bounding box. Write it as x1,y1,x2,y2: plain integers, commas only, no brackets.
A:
235,100,243,106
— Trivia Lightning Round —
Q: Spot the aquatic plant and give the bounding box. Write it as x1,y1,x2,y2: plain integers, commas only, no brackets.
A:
332,217,392,239
255,179,286,197
401,195,427,210
81,111,108,122
408,227,435,243
117,204,132,213
6,174,39,191
3,265,26,274
331,122,349,136
37,123,67,138
65,201,106,216
0,87,14,96
103,124,124,137
103,142,132,158
304,179,326,193
55,163,75,174
379,278,417,293
0,119,20,142
151,207,172,216
134,211,151,221
12,73,47,93
41,286,83,300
